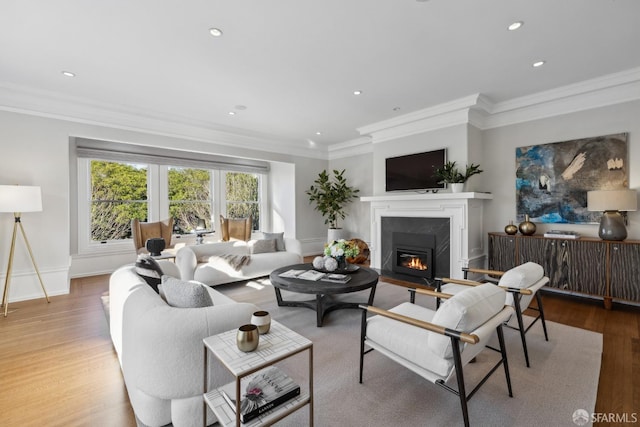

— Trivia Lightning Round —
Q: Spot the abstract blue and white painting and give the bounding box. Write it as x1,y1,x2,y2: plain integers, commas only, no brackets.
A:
516,133,628,223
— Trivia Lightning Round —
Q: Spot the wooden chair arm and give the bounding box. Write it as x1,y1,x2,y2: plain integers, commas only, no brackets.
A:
441,277,533,295
504,287,533,295
360,305,479,344
438,277,484,287
412,288,454,299
463,267,506,277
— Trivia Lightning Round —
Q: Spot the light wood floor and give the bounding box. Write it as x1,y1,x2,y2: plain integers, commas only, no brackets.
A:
0,274,638,426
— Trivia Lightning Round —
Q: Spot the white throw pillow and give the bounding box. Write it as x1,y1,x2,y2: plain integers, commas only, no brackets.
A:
498,262,544,289
160,275,213,308
428,283,505,359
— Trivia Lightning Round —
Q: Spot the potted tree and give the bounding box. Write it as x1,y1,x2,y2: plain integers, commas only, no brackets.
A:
306,169,359,241
434,161,483,192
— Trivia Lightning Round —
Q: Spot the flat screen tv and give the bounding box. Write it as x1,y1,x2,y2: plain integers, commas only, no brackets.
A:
385,149,446,192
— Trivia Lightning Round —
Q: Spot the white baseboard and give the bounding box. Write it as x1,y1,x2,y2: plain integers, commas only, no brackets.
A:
0,267,70,303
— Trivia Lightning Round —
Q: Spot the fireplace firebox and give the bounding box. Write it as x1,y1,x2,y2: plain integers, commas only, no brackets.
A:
394,246,433,278
391,232,436,279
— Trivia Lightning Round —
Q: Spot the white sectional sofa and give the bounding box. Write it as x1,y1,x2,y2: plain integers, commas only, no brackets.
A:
175,237,303,286
108,264,259,427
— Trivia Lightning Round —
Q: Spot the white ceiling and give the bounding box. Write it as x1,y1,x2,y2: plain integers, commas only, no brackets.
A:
2,0,640,149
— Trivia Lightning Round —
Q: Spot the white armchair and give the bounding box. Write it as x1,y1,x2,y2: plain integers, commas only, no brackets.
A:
434,262,550,367
359,283,514,427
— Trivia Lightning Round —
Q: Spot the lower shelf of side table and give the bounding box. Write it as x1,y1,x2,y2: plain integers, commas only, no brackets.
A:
204,388,311,427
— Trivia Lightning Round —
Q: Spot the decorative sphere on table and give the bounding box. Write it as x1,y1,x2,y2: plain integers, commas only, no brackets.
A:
312,256,325,270
323,257,338,272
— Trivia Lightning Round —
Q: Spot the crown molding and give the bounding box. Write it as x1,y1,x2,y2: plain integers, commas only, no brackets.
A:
356,94,482,143
0,82,329,160
327,136,372,160
350,67,640,143
3,66,639,160
478,67,640,129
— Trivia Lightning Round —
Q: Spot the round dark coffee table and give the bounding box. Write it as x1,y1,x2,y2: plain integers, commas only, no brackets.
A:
270,263,379,327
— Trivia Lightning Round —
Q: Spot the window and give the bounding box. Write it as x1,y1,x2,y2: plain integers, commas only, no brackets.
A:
90,160,148,242
168,167,213,232
225,171,260,230
77,155,267,253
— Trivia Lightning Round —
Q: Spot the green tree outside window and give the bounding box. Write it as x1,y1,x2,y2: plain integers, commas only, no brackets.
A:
226,172,259,230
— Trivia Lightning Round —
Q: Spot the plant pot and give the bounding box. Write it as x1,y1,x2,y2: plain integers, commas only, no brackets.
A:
327,228,348,243
450,183,464,193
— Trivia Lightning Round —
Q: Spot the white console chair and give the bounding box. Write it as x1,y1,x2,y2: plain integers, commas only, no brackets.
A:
360,283,514,427
435,262,550,367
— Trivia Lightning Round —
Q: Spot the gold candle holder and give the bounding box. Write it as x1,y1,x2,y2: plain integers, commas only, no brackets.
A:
236,324,259,352
251,310,271,334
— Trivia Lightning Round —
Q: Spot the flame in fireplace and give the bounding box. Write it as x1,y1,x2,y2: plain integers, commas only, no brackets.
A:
403,256,428,271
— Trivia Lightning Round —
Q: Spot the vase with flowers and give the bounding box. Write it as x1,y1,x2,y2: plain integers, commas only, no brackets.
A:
322,239,360,271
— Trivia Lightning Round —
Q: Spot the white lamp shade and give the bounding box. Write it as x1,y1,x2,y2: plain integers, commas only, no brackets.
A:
0,185,43,213
587,189,637,212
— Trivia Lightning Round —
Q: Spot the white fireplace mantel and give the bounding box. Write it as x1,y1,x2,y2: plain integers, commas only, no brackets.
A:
360,192,493,279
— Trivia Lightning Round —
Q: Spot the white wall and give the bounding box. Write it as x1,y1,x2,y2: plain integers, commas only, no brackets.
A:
268,161,296,237
329,152,374,242
0,112,71,302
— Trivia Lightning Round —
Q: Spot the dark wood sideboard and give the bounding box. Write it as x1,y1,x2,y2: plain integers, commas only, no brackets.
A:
488,232,640,309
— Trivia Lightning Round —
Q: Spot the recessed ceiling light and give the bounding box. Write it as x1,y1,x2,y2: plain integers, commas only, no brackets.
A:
508,21,523,31
532,60,546,68
228,111,236,115
61,71,75,77
353,90,362,95
316,132,322,135
209,28,223,37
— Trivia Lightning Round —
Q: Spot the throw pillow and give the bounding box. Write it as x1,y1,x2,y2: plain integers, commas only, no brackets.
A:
262,232,285,251
160,275,214,308
251,239,277,254
498,262,544,289
135,255,164,293
428,283,505,359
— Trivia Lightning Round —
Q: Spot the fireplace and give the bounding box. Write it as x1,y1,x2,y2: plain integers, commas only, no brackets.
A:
392,232,435,279
361,192,492,281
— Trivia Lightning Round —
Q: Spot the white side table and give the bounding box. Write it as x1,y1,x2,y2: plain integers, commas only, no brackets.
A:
203,321,313,427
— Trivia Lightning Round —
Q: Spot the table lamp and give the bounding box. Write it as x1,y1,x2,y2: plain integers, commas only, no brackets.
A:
587,189,637,241
0,185,50,316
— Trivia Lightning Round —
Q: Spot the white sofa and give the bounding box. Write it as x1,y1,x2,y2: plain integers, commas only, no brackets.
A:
109,264,259,427
175,238,303,286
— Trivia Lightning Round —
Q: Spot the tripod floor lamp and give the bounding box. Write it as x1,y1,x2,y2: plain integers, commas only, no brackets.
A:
0,185,49,317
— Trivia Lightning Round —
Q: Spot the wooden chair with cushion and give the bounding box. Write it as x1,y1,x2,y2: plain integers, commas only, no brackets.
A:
360,283,514,427
430,262,549,368
219,215,252,241
131,218,174,255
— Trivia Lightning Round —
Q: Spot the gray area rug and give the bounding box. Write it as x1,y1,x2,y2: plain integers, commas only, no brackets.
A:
216,278,603,427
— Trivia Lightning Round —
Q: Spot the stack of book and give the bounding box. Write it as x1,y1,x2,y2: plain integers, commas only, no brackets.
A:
279,269,351,283
220,366,300,423
543,230,580,239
